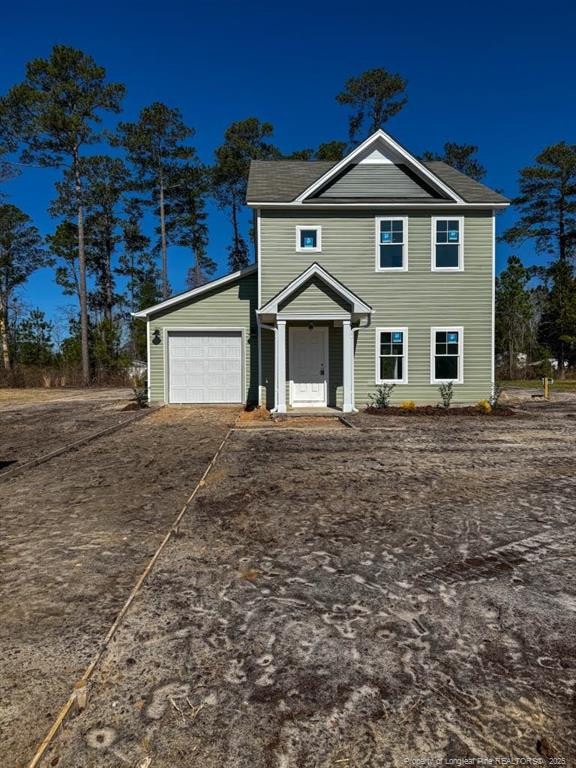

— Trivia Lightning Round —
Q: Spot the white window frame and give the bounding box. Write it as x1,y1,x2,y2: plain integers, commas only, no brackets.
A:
375,216,408,272
431,216,464,272
375,326,408,384
430,326,464,384
295,225,322,253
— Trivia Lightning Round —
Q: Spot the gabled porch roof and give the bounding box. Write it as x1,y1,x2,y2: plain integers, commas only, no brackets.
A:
257,263,373,317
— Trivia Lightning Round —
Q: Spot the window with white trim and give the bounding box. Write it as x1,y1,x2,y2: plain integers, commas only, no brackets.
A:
296,226,321,252
377,328,407,383
433,218,463,270
431,328,463,383
376,217,406,270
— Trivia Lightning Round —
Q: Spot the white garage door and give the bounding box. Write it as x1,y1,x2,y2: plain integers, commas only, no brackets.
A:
168,331,243,403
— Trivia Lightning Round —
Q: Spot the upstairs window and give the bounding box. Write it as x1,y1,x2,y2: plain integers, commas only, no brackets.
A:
376,217,407,271
431,327,463,383
296,226,321,252
433,217,463,270
377,328,407,383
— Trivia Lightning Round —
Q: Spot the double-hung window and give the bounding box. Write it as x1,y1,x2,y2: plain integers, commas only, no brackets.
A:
296,225,321,252
431,327,463,383
376,328,407,383
432,217,463,270
376,217,407,271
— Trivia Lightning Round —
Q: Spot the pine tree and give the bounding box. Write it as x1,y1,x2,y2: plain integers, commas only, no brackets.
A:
164,164,215,288
421,142,486,181
0,45,125,384
502,142,576,373
212,118,280,271
116,199,160,359
336,68,407,144
114,102,195,300
495,255,535,377
0,204,47,369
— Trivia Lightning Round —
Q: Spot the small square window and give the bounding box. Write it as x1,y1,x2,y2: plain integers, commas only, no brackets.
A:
296,226,321,252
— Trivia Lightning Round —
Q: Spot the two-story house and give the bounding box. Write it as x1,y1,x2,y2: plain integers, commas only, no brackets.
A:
135,130,509,412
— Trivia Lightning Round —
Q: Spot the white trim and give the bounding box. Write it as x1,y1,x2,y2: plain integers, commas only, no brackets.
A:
257,208,262,404
258,262,372,316
257,209,262,307
430,326,464,385
342,319,354,413
375,327,408,385
375,216,408,272
164,327,246,404
295,225,322,253
491,214,496,392
293,130,464,204
146,318,151,403
132,264,257,318
277,312,350,321
288,325,329,408
248,201,509,210
276,320,287,413
431,216,464,272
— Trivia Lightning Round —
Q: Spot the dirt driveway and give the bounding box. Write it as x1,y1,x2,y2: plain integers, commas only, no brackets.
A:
39,406,576,767
0,398,239,767
0,388,134,470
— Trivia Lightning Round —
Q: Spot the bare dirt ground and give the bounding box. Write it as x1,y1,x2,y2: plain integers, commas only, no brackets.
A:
0,388,134,471
39,402,576,767
0,402,239,767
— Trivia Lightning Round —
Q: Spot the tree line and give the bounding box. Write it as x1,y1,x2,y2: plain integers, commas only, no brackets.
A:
0,47,574,383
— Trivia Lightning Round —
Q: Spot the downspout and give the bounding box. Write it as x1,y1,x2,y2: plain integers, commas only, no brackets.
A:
351,313,372,411
256,314,278,412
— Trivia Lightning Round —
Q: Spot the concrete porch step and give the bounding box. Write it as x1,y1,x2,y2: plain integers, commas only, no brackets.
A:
274,407,342,419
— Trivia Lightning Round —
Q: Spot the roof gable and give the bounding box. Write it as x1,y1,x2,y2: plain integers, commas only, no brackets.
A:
246,131,510,206
258,263,372,316
311,162,444,201
295,131,463,203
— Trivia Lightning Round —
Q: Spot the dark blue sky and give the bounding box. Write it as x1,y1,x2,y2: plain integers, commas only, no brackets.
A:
1,0,574,337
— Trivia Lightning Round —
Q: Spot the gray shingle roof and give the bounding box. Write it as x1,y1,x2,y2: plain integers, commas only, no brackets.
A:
423,161,509,204
246,159,509,205
247,160,337,203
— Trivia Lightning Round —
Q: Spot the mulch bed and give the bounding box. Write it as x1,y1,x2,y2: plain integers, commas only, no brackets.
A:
365,405,516,418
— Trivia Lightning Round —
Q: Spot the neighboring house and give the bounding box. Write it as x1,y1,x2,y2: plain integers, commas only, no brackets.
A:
134,130,509,412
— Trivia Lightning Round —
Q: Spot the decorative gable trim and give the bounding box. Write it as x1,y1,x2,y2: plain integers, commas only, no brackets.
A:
294,130,465,204
258,263,373,316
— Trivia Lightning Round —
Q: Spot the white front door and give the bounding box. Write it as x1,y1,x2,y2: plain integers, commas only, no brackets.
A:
289,326,328,406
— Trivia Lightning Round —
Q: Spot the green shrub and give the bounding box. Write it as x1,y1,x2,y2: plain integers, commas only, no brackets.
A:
438,381,454,408
368,383,395,408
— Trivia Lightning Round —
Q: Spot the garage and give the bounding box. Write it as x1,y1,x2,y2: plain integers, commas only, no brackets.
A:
167,330,243,403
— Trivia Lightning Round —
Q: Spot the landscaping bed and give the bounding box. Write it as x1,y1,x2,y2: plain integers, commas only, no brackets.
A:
365,404,516,417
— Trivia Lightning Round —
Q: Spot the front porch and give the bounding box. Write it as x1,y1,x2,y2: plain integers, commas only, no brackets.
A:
257,264,372,415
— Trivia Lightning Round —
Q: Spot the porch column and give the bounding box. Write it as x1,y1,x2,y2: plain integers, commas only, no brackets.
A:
342,319,354,413
276,320,287,413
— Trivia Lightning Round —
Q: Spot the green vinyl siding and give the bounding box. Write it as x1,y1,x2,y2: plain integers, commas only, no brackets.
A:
260,209,494,404
278,276,351,314
147,271,257,403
